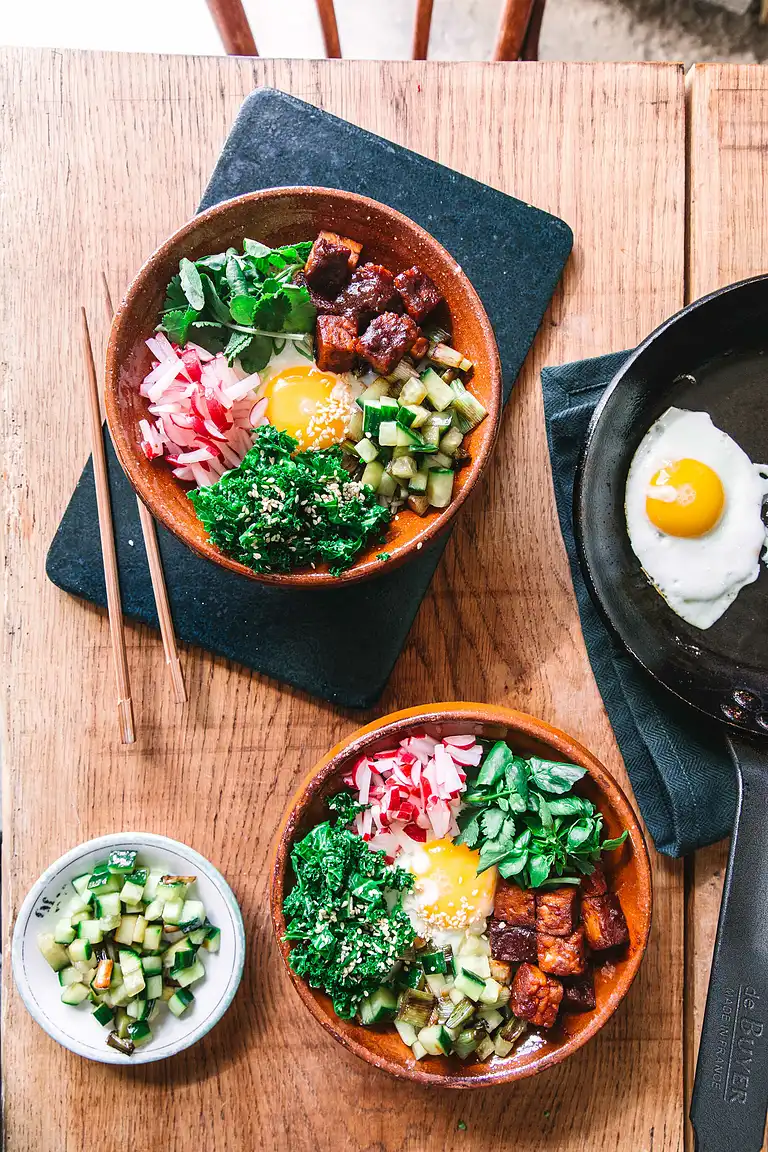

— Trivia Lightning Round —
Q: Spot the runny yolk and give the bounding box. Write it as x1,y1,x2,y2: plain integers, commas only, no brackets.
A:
646,457,725,537
261,364,349,450
411,839,497,930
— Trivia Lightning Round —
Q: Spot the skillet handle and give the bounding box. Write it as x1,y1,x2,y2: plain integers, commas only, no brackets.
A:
691,732,768,1152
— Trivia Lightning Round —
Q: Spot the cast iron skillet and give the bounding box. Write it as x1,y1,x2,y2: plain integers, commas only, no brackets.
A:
574,275,768,1152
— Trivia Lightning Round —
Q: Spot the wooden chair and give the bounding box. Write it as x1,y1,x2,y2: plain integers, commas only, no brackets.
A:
206,0,545,63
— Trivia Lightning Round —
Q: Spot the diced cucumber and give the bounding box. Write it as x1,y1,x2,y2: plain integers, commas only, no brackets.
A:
395,425,423,448
174,960,205,989
493,1032,515,1058
54,918,76,946
411,1040,428,1060
389,455,417,481
395,404,416,428
359,986,397,1025
114,915,138,946
417,1024,452,1056
118,948,141,974
394,1019,418,1047
123,968,146,997
145,974,163,1001
421,367,455,411
162,938,194,969
108,984,134,1008
77,920,104,944
71,873,92,897
171,951,198,976
479,977,503,1006
426,451,453,470
454,970,485,1002
168,988,194,1018
477,1007,503,1033
399,378,428,406
459,954,490,980
126,997,149,1021
96,892,121,918
378,420,398,447
356,378,390,409
115,1008,131,1039
132,916,148,945
142,924,164,952
107,849,137,875
61,982,90,1006
408,469,429,493
475,1034,495,1060
98,913,122,933
361,461,384,491
362,399,381,436
427,469,454,509
162,898,184,925
202,926,220,953
120,878,146,906
376,472,398,499
141,954,163,975
92,1002,114,1027
142,871,164,901
143,898,165,922
448,986,465,1005
379,396,399,421
87,872,122,895
421,949,449,975
155,881,188,902
63,894,91,917
439,427,464,456
400,403,430,428
348,408,364,441
425,973,447,996
127,1020,152,1047
354,437,378,464
58,966,82,987
67,938,92,965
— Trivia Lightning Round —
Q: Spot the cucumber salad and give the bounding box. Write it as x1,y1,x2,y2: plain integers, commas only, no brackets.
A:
37,849,220,1055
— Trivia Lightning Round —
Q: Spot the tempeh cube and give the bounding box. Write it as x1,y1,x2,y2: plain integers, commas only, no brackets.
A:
493,881,536,929
581,893,630,951
535,886,580,937
355,312,418,375
315,315,358,373
537,927,587,977
510,962,564,1029
489,919,537,963
562,973,597,1012
394,265,444,323
581,865,608,897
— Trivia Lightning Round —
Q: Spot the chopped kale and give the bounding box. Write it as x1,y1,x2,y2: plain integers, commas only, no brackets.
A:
283,800,415,1019
189,425,392,576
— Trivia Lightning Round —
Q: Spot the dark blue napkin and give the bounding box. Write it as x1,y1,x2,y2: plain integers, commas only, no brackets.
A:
542,351,736,857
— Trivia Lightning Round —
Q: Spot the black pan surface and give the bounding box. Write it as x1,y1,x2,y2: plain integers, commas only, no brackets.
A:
575,274,768,734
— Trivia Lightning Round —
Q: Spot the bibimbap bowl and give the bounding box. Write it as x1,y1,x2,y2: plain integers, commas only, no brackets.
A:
105,188,502,587
270,703,652,1087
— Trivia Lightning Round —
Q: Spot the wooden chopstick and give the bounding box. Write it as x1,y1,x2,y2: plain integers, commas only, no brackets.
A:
80,307,136,743
102,272,187,704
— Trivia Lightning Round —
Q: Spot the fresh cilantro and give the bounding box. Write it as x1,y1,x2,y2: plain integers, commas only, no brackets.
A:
283,797,415,1019
188,425,392,576
457,740,628,887
156,238,317,362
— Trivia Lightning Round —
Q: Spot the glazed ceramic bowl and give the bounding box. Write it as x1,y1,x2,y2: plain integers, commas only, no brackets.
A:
270,702,652,1087
12,833,245,1065
105,187,502,587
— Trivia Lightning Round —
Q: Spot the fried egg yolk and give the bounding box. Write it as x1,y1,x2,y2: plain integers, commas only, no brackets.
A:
406,839,497,932
646,457,726,538
261,364,349,450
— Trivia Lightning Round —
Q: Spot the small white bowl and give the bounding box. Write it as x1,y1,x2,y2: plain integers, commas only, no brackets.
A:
12,832,245,1064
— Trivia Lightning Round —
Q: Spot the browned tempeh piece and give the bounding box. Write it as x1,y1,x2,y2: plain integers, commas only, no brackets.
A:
537,927,587,976
535,885,580,936
510,962,563,1029
494,880,536,928
582,892,630,950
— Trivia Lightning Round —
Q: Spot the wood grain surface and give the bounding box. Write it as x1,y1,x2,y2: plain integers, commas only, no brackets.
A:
685,62,768,1152
0,50,685,1151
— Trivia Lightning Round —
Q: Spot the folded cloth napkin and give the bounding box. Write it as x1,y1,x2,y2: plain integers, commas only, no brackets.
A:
542,351,736,857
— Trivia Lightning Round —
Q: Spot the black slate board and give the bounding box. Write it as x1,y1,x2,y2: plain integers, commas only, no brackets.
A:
47,88,573,708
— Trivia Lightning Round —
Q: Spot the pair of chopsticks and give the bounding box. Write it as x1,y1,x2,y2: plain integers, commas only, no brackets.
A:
80,278,187,744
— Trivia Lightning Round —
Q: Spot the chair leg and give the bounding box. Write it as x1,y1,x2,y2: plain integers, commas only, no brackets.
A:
206,0,258,56
412,0,435,59
492,0,536,60
522,0,546,59
316,0,342,57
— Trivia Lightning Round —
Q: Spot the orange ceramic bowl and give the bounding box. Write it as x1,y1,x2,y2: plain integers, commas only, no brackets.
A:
270,702,652,1088
105,188,502,587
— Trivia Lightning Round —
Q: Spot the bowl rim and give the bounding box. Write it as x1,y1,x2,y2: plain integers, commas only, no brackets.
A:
104,185,503,588
12,831,246,1065
270,701,653,1088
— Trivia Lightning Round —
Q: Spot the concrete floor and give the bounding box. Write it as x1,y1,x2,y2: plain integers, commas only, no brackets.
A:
2,0,768,64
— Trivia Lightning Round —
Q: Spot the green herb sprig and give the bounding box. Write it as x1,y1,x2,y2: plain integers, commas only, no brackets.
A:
283,794,415,1019
159,239,316,372
189,425,392,575
457,742,627,886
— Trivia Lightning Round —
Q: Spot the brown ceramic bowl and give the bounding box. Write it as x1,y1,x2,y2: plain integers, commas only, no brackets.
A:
105,188,502,587
270,702,652,1088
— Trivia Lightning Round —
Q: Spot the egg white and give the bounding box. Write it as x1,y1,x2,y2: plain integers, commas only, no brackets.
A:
625,407,768,629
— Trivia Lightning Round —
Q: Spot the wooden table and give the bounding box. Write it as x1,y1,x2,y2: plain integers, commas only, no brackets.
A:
0,48,758,1152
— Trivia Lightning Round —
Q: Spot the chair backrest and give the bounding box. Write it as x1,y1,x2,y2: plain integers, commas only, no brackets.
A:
205,0,541,62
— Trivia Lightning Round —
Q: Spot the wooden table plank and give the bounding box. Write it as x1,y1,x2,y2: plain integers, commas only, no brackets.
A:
1,49,685,1152
685,62,768,1152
